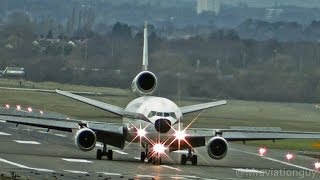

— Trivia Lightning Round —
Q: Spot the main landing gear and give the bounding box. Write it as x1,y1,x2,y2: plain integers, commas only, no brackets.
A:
181,149,197,165
140,144,152,163
96,143,113,160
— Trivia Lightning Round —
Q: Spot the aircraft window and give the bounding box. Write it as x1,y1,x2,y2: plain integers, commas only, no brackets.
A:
164,112,170,117
170,112,177,119
156,112,163,116
148,111,156,118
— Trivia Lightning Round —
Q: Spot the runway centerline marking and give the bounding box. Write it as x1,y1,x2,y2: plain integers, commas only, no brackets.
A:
231,148,318,173
54,134,67,137
97,172,122,176
61,158,93,163
0,132,11,136
0,157,54,172
38,131,49,134
113,150,128,155
14,140,41,144
63,170,88,174
161,165,182,172
136,174,155,178
0,120,6,123
134,157,140,160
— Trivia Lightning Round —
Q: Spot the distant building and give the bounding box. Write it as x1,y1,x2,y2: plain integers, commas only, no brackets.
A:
196,0,220,15
2,67,25,77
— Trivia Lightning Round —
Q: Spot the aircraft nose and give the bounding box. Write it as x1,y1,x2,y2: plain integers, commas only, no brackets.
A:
154,119,171,133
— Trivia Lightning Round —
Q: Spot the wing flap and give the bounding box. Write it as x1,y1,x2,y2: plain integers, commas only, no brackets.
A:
180,100,226,114
56,89,124,116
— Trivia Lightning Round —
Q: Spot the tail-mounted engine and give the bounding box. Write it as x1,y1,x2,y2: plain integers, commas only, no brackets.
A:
74,128,97,151
132,71,157,96
207,136,228,160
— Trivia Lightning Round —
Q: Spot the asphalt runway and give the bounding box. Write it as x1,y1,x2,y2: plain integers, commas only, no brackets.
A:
0,122,319,180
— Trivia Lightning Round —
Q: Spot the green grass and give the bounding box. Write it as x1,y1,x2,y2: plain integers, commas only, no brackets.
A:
0,79,320,151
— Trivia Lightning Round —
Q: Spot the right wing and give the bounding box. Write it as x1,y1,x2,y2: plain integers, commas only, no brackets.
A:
56,89,124,116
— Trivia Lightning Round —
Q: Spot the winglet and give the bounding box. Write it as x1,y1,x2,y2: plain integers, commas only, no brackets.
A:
142,21,148,71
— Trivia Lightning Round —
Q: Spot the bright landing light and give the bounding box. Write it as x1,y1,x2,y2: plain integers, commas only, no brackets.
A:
285,153,294,161
5,104,10,109
174,130,186,140
27,107,32,112
137,128,147,137
16,105,21,110
153,144,166,154
315,162,320,169
258,147,267,156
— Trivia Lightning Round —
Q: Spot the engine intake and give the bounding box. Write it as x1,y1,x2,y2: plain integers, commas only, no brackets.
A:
132,71,157,95
207,136,228,160
74,128,97,151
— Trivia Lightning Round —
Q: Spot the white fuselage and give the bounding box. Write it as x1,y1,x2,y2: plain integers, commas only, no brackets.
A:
123,96,183,145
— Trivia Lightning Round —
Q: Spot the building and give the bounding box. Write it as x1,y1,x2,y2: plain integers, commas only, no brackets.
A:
196,0,220,15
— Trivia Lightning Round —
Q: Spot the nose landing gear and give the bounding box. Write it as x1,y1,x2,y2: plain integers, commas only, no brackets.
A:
181,149,197,165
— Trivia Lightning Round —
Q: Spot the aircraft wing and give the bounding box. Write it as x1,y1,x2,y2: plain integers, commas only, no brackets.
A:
186,127,320,141
56,89,124,116
0,113,125,148
180,100,226,114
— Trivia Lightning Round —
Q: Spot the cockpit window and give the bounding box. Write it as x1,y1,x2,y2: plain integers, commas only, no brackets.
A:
164,112,170,117
148,111,156,118
169,112,177,119
156,112,163,116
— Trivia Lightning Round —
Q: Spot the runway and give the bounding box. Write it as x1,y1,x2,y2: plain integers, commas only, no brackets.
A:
0,122,319,180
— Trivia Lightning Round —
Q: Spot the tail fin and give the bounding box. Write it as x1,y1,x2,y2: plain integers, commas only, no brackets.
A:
142,21,148,71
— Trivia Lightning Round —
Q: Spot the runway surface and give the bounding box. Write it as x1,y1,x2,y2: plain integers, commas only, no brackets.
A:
0,121,319,180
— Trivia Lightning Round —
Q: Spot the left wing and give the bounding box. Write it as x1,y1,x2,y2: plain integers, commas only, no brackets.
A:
180,100,226,114
177,127,320,149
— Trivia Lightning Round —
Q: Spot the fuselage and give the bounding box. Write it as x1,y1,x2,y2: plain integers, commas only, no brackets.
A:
123,96,183,145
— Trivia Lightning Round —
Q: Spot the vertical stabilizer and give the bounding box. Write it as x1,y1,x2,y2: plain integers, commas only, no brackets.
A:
142,21,148,71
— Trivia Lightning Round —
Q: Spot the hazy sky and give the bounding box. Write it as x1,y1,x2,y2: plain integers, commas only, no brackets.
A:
223,0,320,8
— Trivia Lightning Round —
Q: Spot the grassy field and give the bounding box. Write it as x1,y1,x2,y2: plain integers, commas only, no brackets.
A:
0,79,320,151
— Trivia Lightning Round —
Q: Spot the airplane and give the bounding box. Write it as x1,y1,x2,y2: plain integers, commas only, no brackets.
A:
2,22,320,166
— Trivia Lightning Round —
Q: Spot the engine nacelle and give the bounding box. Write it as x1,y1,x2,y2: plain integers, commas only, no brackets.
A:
207,136,228,160
74,128,97,151
132,71,157,96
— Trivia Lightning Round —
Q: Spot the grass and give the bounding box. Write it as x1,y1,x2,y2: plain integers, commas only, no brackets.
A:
0,79,320,151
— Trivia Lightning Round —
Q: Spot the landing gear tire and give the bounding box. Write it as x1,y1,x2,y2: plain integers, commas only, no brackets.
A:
180,149,198,165
96,144,113,160
140,152,146,162
191,155,198,165
96,149,102,160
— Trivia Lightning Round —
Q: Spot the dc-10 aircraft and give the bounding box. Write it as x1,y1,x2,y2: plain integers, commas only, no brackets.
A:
2,22,320,165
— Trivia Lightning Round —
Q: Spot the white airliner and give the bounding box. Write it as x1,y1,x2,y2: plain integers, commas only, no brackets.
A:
1,22,320,165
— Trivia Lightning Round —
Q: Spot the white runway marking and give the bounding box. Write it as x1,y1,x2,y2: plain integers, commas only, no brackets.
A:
97,172,122,176
231,148,318,173
113,150,128,155
134,157,140,160
0,132,11,136
0,120,6,123
63,170,88,174
61,158,93,163
136,174,155,178
22,129,33,131
38,131,49,134
161,165,182,172
0,157,54,172
14,140,41,144
233,168,264,173
172,150,188,153
54,134,67,137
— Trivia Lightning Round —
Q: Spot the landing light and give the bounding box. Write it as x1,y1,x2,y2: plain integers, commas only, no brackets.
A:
137,128,147,137
174,130,186,140
315,162,320,169
5,104,10,109
16,105,21,110
258,147,267,156
39,110,44,114
153,144,166,154
285,153,294,161
27,107,32,112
